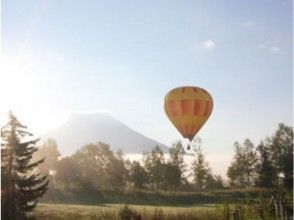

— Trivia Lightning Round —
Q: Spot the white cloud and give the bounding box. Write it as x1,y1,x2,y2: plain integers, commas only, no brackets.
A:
202,40,216,50
270,47,281,53
244,21,255,27
257,42,281,54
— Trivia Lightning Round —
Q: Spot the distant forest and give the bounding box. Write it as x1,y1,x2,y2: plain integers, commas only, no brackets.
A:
33,123,293,194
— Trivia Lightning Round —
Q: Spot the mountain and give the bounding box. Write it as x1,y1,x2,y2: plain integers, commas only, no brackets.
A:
42,113,169,156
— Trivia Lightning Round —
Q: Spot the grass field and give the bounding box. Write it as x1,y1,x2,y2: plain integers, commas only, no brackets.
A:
28,202,278,220
28,203,229,220
28,189,291,219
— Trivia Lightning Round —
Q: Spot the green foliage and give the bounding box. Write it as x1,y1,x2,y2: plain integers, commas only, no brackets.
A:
55,142,128,191
227,139,258,187
192,144,210,190
1,112,48,219
142,145,185,191
128,161,148,189
192,143,224,191
161,163,182,190
143,145,165,189
268,123,293,190
55,156,81,190
227,124,293,191
256,141,278,188
169,141,186,186
169,140,186,172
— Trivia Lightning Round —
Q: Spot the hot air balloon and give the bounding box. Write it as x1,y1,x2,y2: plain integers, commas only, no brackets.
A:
164,86,213,150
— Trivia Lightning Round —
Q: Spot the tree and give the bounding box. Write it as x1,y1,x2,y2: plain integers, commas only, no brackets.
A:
55,156,81,190
128,161,148,189
227,139,258,187
255,141,278,188
192,145,211,190
205,174,225,190
143,145,165,189
161,163,182,190
1,112,48,220
71,142,128,191
72,143,102,190
33,139,60,175
169,140,186,182
269,123,293,190
106,149,129,190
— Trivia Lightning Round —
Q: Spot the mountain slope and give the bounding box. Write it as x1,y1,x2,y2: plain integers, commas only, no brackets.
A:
42,113,168,155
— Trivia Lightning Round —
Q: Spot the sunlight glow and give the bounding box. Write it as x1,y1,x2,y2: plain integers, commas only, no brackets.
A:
0,53,54,135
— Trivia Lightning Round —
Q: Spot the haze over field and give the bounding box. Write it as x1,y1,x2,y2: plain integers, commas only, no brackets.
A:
42,112,231,177
1,0,292,175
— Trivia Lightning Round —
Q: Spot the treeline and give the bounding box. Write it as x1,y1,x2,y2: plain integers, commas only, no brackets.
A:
227,123,293,190
34,139,225,193
34,123,293,194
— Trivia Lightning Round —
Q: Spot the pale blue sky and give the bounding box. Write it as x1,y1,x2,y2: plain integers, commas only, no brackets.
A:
1,0,293,161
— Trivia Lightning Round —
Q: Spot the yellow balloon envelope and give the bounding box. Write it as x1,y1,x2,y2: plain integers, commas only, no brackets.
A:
164,86,213,141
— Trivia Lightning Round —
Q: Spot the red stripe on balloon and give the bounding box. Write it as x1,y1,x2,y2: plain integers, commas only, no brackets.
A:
168,100,179,116
193,99,201,115
181,99,191,115
203,101,211,116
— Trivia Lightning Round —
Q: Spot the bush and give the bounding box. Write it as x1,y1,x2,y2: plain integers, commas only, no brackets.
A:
118,205,135,220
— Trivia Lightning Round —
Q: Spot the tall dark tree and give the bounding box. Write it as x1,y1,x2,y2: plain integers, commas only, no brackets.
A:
128,161,148,189
1,112,48,220
107,149,129,190
255,141,278,188
161,163,182,190
169,140,186,180
269,123,293,190
227,139,258,187
143,145,165,189
192,145,211,190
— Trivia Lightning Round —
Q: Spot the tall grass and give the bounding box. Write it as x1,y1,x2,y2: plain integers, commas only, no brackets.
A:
28,202,282,220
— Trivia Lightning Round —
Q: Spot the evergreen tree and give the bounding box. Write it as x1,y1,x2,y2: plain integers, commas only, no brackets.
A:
1,112,49,220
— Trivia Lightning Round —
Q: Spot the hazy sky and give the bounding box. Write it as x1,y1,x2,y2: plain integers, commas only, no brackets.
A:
1,1,293,170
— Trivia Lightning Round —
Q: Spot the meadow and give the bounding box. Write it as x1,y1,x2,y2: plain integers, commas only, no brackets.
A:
27,203,235,220
28,188,290,220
